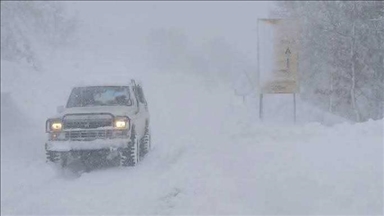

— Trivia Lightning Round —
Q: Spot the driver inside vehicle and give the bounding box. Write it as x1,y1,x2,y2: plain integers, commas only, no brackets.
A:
67,86,132,107
115,95,131,106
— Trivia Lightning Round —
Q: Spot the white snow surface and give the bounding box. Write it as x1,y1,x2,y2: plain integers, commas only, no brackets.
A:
1,56,383,215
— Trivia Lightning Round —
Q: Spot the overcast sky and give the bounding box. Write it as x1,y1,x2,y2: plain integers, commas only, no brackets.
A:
66,1,275,58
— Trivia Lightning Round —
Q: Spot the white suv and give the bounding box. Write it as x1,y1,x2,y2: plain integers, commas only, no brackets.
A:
45,80,151,169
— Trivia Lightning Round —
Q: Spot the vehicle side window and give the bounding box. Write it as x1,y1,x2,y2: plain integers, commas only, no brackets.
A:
136,85,147,104
130,86,137,105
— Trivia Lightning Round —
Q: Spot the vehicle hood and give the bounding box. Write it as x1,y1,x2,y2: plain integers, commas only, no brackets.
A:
52,106,136,119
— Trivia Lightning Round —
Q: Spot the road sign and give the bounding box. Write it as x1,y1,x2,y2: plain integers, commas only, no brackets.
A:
257,19,300,94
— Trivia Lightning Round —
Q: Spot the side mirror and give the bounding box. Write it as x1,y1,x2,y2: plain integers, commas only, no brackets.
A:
57,105,65,113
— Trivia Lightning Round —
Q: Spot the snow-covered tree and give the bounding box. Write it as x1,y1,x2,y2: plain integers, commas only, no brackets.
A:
1,1,77,69
274,1,384,122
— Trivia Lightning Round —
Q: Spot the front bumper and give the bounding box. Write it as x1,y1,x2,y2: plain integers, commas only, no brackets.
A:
45,138,130,152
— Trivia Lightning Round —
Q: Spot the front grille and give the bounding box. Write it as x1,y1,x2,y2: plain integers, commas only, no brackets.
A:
64,120,112,129
65,130,112,141
63,114,113,129
59,114,117,141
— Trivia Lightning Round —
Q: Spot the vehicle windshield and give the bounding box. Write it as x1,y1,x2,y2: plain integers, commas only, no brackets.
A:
66,86,132,108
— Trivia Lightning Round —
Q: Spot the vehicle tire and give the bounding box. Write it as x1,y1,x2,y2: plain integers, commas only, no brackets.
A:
120,125,139,167
139,123,151,159
46,150,60,163
46,150,68,168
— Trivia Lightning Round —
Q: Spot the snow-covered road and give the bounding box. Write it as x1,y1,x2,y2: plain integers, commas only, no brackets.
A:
1,70,383,215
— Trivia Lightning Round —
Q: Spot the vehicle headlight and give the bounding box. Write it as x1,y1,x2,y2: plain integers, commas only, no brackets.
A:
51,122,62,130
46,119,63,132
114,117,129,129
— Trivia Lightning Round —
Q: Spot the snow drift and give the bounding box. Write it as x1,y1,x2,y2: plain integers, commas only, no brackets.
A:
1,59,383,215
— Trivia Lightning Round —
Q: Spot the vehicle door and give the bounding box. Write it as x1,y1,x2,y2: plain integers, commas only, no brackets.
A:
131,85,148,138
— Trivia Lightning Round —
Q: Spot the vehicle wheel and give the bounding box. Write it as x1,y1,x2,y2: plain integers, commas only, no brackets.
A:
139,124,151,159
120,125,139,167
46,150,68,168
46,150,60,163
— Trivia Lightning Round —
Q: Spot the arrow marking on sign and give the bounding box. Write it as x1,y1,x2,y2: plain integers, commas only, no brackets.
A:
285,47,291,73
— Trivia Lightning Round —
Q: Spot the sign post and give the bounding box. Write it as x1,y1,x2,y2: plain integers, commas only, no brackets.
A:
256,19,263,121
293,93,296,123
257,18,300,123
